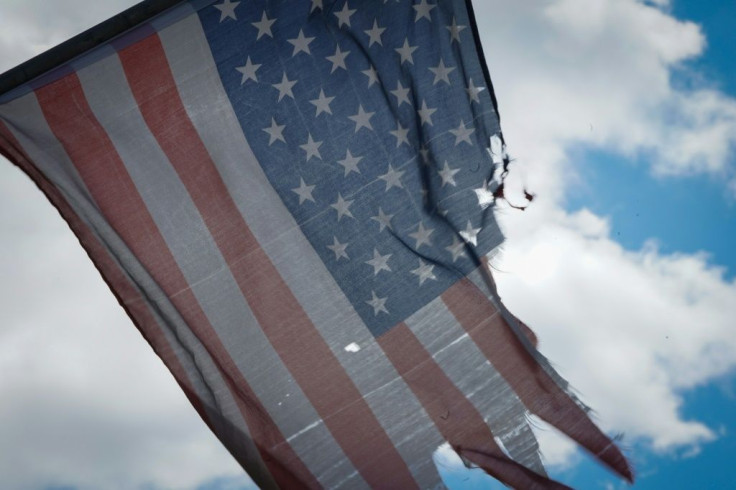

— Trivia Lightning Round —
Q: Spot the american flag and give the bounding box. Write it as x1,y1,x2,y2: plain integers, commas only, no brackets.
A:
0,0,632,488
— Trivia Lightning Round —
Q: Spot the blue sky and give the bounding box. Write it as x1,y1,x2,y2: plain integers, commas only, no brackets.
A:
672,0,736,96
558,376,736,490
566,0,736,281
559,0,736,487
0,0,735,489
566,147,736,280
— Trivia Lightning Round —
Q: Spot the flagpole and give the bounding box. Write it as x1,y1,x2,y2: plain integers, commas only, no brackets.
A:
0,0,181,97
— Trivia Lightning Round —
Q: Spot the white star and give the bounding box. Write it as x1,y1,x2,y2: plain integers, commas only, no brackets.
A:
390,81,411,107
288,29,315,56
395,38,418,65
348,105,374,132
365,248,392,275
215,0,240,22
409,222,434,249
446,16,466,43
390,122,410,147
310,0,323,12
262,118,285,145
411,259,437,285
429,59,455,85
364,19,386,47
327,236,349,260
449,120,475,146
235,56,260,84
438,161,460,187
272,73,297,101
338,149,362,176
309,89,335,116
300,133,322,161
445,235,466,262
366,290,389,316
417,100,437,126
413,0,436,22
371,207,394,232
251,11,275,39
334,2,356,28
292,178,315,204
378,164,404,190
466,78,486,104
474,180,495,210
361,66,379,87
326,45,350,72
459,220,481,246
331,193,354,221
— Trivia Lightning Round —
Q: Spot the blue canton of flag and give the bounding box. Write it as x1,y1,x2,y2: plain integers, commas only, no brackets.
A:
200,0,504,336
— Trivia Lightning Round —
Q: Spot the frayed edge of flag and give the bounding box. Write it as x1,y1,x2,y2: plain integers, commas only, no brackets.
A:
451,445,573,489
471,256,635,483
488,133,536,211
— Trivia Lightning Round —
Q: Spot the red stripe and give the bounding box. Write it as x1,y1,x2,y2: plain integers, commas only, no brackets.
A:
443,278,633,482
117,34,418,490
32,75,319,489
378,322,571,489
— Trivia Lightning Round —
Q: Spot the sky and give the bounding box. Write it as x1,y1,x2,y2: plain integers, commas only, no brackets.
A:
0,0,734,489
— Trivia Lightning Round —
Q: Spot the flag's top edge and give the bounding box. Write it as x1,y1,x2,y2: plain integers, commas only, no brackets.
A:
462,0,505,145
0,0,188,99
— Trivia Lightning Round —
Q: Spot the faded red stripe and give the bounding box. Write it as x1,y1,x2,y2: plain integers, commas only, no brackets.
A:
378,322,570,489
33,76,318,489
117,34,418,490
443,278,633,482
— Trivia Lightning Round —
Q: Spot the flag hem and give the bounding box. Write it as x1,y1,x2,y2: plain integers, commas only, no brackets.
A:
0,0,183,97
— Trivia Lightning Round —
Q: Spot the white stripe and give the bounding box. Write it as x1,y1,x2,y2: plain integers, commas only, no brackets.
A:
73,51,360,489
158,12,448,489
405,294,546,475
0,91,276,486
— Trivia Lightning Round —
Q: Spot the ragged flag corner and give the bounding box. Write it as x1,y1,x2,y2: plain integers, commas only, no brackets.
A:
0,0,632,488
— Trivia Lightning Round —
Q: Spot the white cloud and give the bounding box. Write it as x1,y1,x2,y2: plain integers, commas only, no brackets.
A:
474,0,736,194
472,0,736,467
495,205,735,451
433,443,506,489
